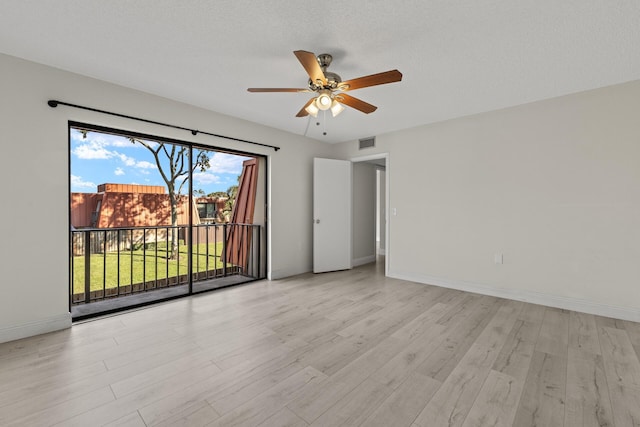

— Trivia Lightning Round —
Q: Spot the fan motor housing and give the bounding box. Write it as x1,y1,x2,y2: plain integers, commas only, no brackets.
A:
309,73,342,90
308,54,342,90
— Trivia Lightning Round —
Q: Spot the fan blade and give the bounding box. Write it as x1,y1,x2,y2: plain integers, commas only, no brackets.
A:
247,88,309,93
339,70,402,91
294,50,327,86
295,98,316,117
335,94,377,114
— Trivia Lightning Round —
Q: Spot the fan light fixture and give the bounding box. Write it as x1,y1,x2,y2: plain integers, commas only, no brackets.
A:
305,90,345,118
305,89,345,118
305,101,319,117
316,90,333,110
330,100,345,117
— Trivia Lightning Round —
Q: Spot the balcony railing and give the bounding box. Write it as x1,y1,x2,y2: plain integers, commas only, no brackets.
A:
70,223,262,305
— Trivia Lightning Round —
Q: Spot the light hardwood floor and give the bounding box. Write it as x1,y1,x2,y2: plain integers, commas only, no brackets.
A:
2,261,640,426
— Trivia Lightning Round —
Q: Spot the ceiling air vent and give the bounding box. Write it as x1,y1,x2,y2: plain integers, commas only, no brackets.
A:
359,136,375,150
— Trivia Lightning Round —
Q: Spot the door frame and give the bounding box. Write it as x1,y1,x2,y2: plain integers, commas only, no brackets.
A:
350,153,389,276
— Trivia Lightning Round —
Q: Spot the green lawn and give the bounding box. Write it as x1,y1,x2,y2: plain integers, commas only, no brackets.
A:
72,241,229,294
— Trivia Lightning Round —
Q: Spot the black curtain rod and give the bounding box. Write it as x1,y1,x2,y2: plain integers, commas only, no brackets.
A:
47,99,280,151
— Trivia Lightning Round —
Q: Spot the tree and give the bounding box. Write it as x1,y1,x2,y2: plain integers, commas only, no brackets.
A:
225,184,238,214
216,185,238,221
129,139,210,259
208,191,228,198
206,186,238,222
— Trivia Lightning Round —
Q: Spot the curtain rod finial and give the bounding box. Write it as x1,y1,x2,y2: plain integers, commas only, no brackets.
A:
47,100,59,108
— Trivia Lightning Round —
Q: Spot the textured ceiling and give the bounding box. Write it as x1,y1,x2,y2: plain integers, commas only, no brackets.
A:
1,1,639,143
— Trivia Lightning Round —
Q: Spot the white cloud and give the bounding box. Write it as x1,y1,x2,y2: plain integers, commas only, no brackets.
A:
193,171,221,185
71,130,160,162
128,138,159,149
73,142,158,177
136,160,156,169
109,137,135,148
72,142,114,160
72,129,161,147
115,153,136,166
206,152,250,175
72,129,139,148
71,128,245,193
71,174,96,190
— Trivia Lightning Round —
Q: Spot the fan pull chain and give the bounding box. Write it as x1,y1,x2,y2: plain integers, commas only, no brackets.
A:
323,110,327,136
303,115,312,137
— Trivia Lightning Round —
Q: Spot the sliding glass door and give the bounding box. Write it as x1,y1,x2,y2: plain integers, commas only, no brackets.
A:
69,122,266,319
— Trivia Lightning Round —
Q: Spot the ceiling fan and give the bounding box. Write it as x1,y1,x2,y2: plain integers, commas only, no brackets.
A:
247,50,402,118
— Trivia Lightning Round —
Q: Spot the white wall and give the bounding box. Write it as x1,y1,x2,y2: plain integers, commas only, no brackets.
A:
0,53,333,343
335,80,640,321
377,169,386,254
352,162,376,265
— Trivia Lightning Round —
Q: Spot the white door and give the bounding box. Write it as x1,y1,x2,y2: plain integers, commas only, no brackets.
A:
313,158,352,273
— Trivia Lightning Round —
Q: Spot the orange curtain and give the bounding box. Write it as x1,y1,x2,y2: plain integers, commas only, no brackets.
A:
225,159,259,268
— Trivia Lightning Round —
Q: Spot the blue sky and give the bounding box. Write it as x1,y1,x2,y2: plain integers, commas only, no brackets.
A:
70,128,251,195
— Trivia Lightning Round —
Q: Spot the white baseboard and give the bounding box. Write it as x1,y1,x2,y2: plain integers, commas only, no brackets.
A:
0,312,72,344
388,270,640,323
353,255,376,267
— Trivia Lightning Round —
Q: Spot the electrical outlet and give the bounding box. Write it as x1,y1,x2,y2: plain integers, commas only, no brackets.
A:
494,253,503,264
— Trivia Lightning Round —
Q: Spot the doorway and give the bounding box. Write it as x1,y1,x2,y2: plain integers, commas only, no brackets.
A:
351,153,389,275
